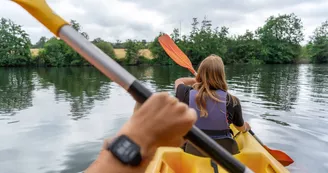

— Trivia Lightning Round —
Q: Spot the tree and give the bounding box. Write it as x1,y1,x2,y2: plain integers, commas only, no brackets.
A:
92,37,116,59
256,13,304,63
0,17,32,66
187,17,229,64
113,39,124,48
225,30,263,64
149,33,174,65
171,28,180,42
124,39,141,65
35,20,89,66
70,19,89,40
32,36,47,48
141,39,148,49
308,20,328,63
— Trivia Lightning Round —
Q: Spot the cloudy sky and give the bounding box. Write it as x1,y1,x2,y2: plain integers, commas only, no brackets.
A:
1,0,327,44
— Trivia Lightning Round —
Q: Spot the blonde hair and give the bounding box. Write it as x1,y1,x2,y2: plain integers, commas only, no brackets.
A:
192,54,238,117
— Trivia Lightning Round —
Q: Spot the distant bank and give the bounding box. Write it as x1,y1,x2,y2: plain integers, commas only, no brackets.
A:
30,48,154,59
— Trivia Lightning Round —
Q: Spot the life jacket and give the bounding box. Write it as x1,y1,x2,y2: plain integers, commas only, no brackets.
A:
189,89,232,139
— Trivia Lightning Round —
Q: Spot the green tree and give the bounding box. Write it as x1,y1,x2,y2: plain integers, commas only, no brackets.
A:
308,20,328,63
32,36,47,48
124,39,141,65
35,20,89,66
92,37,116,59
70,19,89,40
149,33,174,65
225,30,263,64
256,13,304,63
187,17,229,64
140,39,148,49
0,17,32,66
113,39,124,48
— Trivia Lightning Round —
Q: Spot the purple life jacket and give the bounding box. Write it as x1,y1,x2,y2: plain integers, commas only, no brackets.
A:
189,89,232,139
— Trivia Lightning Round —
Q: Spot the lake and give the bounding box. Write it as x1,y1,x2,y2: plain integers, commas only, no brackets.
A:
0,64,327,173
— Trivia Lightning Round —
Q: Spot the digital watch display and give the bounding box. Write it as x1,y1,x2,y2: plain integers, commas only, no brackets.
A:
107,135,142,166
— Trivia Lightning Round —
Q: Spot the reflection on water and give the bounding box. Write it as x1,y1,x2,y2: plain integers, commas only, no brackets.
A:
0,64,327,173
0,68,34,118
226,64,300,111
36,67,112,120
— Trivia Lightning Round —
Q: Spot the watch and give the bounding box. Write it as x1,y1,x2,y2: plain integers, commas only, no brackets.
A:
107,134,142,166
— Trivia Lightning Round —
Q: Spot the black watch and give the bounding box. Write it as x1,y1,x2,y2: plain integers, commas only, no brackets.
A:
107,134,142,166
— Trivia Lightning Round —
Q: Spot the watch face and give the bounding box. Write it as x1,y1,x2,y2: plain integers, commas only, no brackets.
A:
116,140,138,162
108,135,142,166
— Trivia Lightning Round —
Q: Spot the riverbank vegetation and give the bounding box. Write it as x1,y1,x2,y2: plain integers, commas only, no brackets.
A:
1,13,328,67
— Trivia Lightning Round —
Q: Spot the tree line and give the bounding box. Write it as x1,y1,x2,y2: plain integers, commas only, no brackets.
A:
0,13,328,67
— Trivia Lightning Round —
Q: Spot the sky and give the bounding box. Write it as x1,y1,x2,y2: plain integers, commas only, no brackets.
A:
1,0,328,44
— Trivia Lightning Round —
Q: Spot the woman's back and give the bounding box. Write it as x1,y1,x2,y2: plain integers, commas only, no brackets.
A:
189,89,229,132
174,54,251,155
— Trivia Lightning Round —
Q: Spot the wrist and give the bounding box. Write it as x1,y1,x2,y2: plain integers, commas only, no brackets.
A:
115,122,157,165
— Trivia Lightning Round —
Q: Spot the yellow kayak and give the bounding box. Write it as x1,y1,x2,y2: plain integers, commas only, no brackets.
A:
145,125,290,173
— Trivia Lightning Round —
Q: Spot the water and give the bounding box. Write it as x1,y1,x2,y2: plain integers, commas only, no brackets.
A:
0,64,327,173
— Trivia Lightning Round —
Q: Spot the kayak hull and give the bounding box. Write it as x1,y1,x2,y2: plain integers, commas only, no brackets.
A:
145,126,290,173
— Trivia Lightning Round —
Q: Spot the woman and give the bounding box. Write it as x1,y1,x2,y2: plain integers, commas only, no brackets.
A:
175,54,251,156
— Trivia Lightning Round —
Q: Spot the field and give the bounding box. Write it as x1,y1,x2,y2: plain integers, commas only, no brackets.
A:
30,49,41,57
30,48,154,59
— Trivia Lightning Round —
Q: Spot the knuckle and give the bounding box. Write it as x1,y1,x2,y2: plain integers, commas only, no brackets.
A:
185,109,197,125
176,102,188,113
152,92,167,102
157,92,169,101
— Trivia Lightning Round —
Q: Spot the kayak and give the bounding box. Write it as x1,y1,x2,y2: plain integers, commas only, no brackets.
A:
145,125,290,173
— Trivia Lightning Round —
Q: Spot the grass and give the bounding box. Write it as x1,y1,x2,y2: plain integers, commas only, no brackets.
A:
30,48,43,57
114,49,126,59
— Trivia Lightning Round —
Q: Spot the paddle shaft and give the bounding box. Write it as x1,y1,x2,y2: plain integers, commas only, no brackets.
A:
59,25,252,173
249,130,265,146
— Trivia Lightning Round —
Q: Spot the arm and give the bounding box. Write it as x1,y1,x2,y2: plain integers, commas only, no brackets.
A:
85,128,155,173
85,92,197,173
233,122,250,133
175,77,196,92
230,97,251,133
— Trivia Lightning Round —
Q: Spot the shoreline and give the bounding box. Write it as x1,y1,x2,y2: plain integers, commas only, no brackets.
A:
30,48,154,60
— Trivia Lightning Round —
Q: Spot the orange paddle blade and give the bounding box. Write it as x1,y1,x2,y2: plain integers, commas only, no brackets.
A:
263,145,294,166
158,34,197,75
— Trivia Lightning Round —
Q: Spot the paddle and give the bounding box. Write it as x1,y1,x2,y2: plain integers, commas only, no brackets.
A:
249,130,294,166
158,33,294,167
11,0,253,173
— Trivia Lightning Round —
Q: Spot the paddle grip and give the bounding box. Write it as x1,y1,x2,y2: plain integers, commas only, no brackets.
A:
127,80,153,103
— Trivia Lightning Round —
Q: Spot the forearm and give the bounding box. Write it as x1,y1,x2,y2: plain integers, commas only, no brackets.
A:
175,77,196,86
233,122,249,133
233,124,246,132
85,149,151,173
85,124,156,173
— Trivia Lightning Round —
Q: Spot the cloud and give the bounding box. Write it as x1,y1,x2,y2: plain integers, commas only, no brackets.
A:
1,0,328,44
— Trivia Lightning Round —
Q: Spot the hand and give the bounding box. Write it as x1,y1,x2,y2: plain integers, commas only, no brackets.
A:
133,101,141,112
86,93,197,173
175,77,197,88
113,93,197,164
119,92,197,156
244,122,251,132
